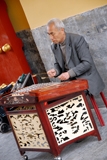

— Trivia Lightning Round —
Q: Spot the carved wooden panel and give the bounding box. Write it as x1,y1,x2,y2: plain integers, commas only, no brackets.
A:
9,113,50,149
46,95,94,145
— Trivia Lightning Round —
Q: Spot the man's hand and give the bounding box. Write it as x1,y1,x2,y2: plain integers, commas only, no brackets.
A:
47,69,57,78
58,72,70,81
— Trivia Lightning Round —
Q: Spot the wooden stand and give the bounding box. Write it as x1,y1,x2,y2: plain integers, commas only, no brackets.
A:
0,80,101,160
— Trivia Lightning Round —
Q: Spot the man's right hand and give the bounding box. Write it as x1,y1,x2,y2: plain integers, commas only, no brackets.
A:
47,69,57,78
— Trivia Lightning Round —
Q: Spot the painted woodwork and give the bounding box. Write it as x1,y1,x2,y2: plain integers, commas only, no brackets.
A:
0,0,31,84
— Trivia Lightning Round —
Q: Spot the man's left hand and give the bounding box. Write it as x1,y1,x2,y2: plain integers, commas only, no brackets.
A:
58,72,70,81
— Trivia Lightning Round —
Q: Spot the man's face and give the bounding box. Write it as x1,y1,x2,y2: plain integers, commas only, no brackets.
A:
47,23,65,44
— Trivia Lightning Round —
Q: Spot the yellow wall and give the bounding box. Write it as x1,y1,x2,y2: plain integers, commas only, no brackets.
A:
5,0,30,32
19,0,107,29
4,0,107,31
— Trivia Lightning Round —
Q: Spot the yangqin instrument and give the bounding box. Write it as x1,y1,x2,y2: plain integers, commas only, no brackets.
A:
0,79,101,160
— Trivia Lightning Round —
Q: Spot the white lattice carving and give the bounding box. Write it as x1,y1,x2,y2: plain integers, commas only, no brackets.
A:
47,95,94,145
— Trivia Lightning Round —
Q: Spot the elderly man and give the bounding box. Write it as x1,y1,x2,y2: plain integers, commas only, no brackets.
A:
47,18,105,96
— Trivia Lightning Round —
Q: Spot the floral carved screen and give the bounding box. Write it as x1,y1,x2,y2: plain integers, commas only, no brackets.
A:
9,113,50,149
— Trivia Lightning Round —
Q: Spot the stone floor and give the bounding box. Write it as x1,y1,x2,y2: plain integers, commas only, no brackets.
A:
0,108,107,160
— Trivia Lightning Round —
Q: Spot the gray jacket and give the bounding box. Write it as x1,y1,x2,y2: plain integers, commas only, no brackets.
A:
51,32,105,96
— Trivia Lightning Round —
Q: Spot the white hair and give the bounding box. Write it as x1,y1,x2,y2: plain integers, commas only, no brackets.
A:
47,18,65,29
